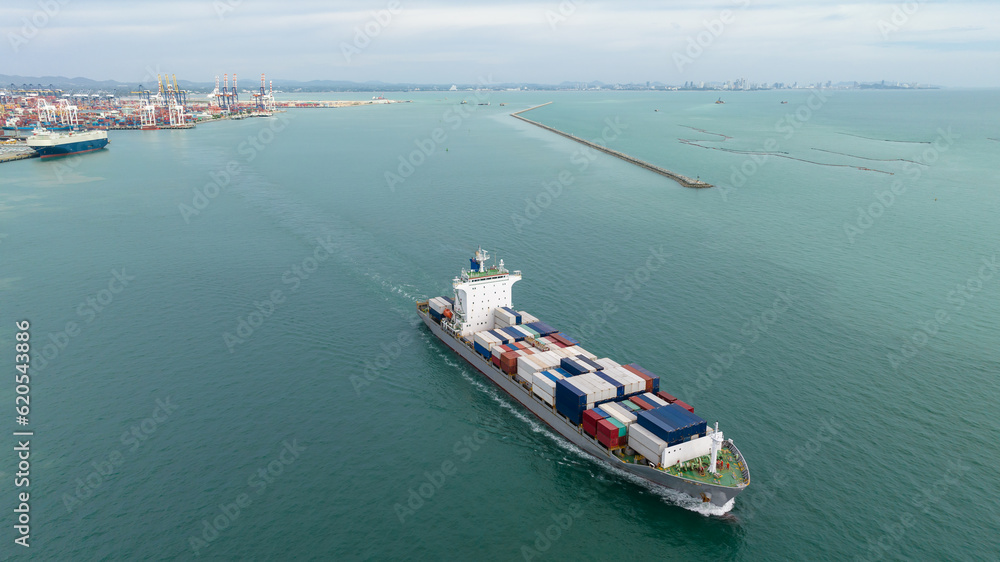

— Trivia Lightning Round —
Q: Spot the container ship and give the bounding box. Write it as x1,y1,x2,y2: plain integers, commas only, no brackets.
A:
26,126,109,158
417,248,750,508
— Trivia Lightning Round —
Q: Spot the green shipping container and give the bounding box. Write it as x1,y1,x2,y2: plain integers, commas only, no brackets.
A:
622,400,641,412
608,417,626,437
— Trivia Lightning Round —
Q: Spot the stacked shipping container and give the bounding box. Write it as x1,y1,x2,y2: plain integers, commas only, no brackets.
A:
447,303,705,464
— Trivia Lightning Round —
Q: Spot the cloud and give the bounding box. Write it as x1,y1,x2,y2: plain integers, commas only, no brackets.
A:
1,0,997,86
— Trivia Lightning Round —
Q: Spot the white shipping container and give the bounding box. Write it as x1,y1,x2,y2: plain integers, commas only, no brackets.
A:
577,373,615,402
533,384,555,405
493,307,518,325
495,317,510,329
532,372,557,392
564,376,598,401
628,424,667,456
491,330,514,344
573,347,598,360
601,401,637,425
518,311,539,323
595,357,621,370
537,351,562,368
517,355,546,379
606,367,644,395
474,331,500,350
643,393,669,407
511,325,535,340
429,297,450,314
629,439,662,466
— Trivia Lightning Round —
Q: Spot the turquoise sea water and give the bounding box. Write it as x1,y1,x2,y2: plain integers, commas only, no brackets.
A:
1,89,998,560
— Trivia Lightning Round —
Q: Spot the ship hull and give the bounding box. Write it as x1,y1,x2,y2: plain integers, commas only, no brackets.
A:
28,131,109,158
418,308,747,508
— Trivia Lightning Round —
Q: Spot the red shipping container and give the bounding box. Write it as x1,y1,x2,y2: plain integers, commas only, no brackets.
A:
550,333,572,347
630,397,656,410
582,409,604,437
673,399,694,413
596,418,621,448
656,391,678,403
500,351,520,374
491,355,501,368
622,364,654,393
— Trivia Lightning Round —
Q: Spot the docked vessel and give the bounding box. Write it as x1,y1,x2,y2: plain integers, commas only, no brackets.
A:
417,248,750,508
26,126,109,158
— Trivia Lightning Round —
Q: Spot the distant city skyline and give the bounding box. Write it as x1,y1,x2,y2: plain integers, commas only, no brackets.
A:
2,1,998,88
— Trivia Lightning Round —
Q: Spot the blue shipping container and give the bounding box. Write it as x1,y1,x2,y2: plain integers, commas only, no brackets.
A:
473,342,491,359
625,363,661,393
594,371,625,397
636,410,681,445
555,379,588,425
576,356,604,372
501,306,522,324
560,357,590,376
500,327,525,342
525,321,558,336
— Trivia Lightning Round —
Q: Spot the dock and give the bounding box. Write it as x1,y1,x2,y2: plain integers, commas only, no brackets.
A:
511,102,713,188
0,147,38,164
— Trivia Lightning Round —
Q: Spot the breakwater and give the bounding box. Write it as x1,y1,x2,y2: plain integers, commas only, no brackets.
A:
511,103,713,188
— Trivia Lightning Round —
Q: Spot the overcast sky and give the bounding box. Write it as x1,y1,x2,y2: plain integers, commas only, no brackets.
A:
2,0,998,86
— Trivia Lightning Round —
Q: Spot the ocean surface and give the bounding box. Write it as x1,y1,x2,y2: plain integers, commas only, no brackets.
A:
2,89,998,561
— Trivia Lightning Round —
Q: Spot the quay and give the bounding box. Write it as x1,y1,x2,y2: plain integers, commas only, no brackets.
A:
511,102,713,188
0,148,38,163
